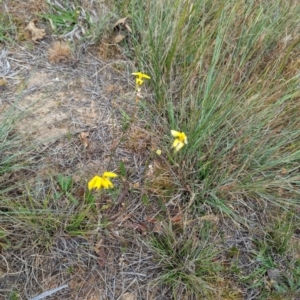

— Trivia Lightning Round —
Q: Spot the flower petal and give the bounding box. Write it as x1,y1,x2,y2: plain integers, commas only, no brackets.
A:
107,180,114,188
180,132,187,144
172,138,180,149
141,73,150,79
136,78,144,85
88,175,103,190
102,178,113,189
132,72,150,82
132,72,142,77
175,141,185,152
103,172,118,178
171,130,181,137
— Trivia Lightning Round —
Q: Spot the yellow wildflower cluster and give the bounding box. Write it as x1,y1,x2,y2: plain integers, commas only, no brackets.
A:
171,130,188,152
132,72,151,86
88,73,188,191
88,172,118,190
131,72,188,152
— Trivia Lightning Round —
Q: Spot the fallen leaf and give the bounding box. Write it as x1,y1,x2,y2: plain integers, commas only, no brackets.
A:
26,20,45,41
146,216,157,223
185,184,192,193
171,215,182,223
219,183,236,192
199,214,219,223
113,17,132,33
114,34,125,43
0,78,7,86
125,23,132,33
267,269,280,282
79,132,89,148
94,239,107,267
115,213,132,224
122,292,136,300
75,187,85,199
110,138,121,150
153,222,162,233
113,17,128,28
123,222,147,232
97,247,107,266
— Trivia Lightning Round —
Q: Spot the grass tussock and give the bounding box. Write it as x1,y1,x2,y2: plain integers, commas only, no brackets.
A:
0,107,34,192
148,220,222,299
48,41,73,63
125,0,300,218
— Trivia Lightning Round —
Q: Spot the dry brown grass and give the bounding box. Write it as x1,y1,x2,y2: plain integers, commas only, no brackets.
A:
144,159,177,197
126,127,152,154
5,0,47,17
48,41,73,63
97,37,122,60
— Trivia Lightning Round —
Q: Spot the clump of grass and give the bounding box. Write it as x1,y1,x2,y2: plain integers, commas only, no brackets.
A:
0,171,101,258
246,212,300,298
41,2,82,35
122,0,300,219
40,0,112,43
147,221,222,299
114,0,300,297
266,212,295,255
0,12,17,43
240,230,300,299
0,108,32,192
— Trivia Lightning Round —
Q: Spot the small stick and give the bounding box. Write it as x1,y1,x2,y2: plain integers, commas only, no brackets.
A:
116,183,129,204
29,284,68,300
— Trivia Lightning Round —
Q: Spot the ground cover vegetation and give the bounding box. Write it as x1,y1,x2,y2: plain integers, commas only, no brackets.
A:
1,0,300,299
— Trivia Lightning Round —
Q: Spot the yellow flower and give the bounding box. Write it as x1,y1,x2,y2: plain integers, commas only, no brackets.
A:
171,130,188,152
132,72,151,86
88,172,118,190
156,149,162,155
